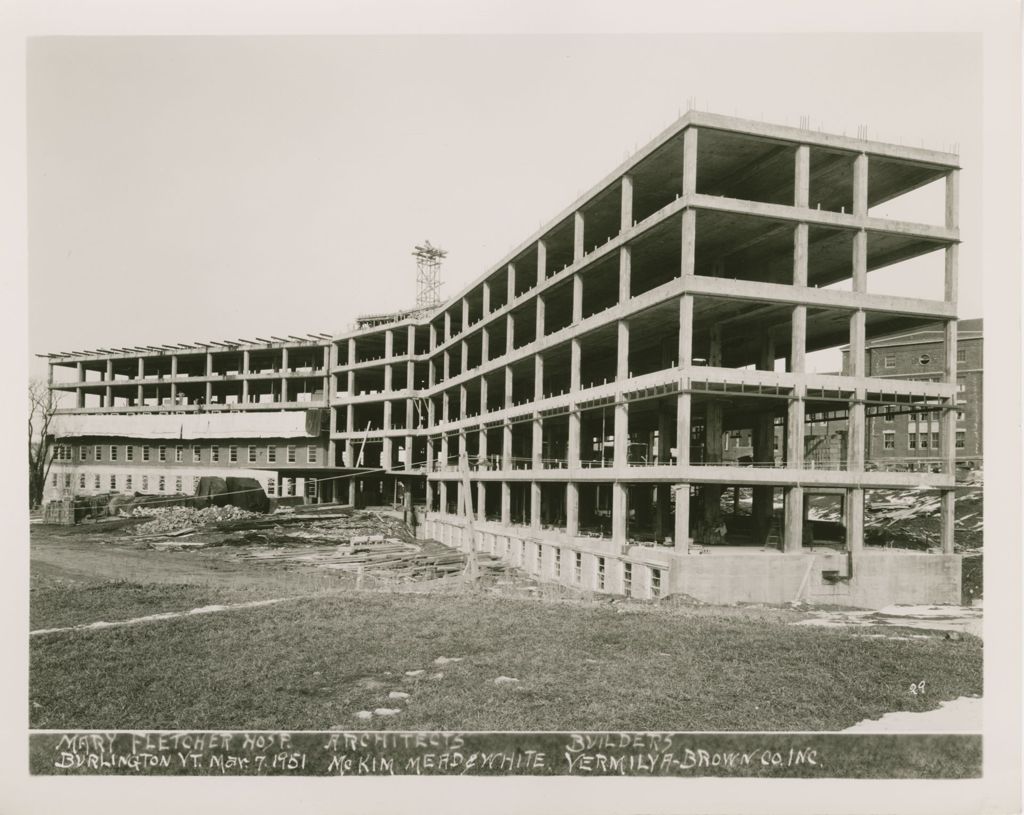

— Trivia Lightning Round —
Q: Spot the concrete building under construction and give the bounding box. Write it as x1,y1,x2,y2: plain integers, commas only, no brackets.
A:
44,111,967,607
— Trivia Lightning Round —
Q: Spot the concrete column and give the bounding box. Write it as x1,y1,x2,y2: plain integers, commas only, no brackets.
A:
506,314,515,354
205,380,212,405
618,247,631,304
458,428,466,457
572,274,583,323
502,421,512,469
568,409,581,468
405,359,414,393
383,399,393,433
105,383,112,407
566,482,579,536
443,350,450,380
702,400,724,536
784,486,804,552
136,358,144,405
507,263,516,303
477,481,486,521
680,208,696,281
852,230,867,292
429,324,438,352
460,384,467,418
531,482,541,528
846,488,864,552
534,354,544,401
574,211,585,261
347,369,355,396
617,319,630,382
382,436,393,471
532,416,543,468
384,329,394,359
343,440,353,468
442,390,450,423
620,175,633,232
848,392,866,471
570,339,581,392
439,433,449,469
347,338,356,369
501,482,511,525
791,305,807,374
682,127,698,196
281,376,289,403
795,145,810,208
481,280,491,316
504,366,513,408
438,481,447,514
280,347,289,403
405,434,413,470
444,311,452,342
849,311,866,377
678,294,693,368
708,324,722,367
461,340,468,374
536,240,546,285
943,320,958,474
325,346,333,400
347,404,354,433
853,153,869,217
480,375,489,415
676,388,691,466
461,299,469,332
425,479,433,511
481,326,490,364
348,479,357,506
169,355,178,403
612,482,628,543
674,484,690,552
787,387,805,468
407,323,416,355
536,295,546,339
613,399,629,468
205,352,213,376
940,490,956,554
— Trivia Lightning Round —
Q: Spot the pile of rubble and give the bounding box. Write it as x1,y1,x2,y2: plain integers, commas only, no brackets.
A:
130,505,260,535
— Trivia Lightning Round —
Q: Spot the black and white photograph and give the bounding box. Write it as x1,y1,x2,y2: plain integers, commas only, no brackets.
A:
1,2,1020,813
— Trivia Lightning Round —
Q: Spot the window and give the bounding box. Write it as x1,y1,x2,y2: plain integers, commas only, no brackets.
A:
193,445,201,463
142,446,150,462
126,475,132,490
175,445,183,463
142,475,149,491
79,446,87,462
175,476,182,493
94,474,101,489
307,445,317,463
305,479,318,499
573,552,582,584
158,446,167,462
624,562,632,596
211,445,219,462
126,445,134,462
158,476,166,491
267,446,277,463
95,445,103,461
918,433,928,449
908,434,917,450
957,348,966,363
79,473,86,489
110,474,117,490
883,354,896,369
553,548,561,577
957,410,965,422
248,445,257,463
110,445,118,461
229,445,238,463
51,472,57,487
918,354,931,365
883,408,894,423
64,473,71,488
267,478,276,496
883,431,895,450
536,545,543,573
932,432,940,449
597,557,606,590
651,568,662,598
287,445,296,463
956,431,965,448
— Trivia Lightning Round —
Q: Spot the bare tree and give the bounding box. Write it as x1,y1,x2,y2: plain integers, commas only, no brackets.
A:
28,379,57,509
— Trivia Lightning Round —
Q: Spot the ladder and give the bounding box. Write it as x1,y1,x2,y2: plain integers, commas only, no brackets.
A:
765,517,782,549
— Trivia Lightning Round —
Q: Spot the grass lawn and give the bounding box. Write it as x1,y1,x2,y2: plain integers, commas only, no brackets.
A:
30,585,982,732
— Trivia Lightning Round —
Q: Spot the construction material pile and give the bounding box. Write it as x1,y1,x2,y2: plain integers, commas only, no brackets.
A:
131,505,260,535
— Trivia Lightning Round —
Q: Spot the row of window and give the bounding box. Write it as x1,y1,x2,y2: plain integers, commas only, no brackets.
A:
58,443,319,464
880,348,967,369
50,471,322,498
881,430,966,450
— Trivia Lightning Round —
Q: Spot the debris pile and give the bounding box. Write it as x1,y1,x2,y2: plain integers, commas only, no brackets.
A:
131,505,260,535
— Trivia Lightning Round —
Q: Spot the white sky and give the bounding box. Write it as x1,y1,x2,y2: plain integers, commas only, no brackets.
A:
27,34,981,379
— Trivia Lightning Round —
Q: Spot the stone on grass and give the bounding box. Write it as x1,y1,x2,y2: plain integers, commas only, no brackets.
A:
354,711,373,721
433,656,463,665
373,707,402,717
405,669,425,677
388,691,411,701
494,676,519,685
429,673,445,680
